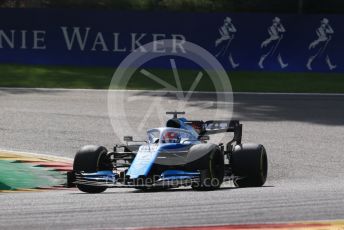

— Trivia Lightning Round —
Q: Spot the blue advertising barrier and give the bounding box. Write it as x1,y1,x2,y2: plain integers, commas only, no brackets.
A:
0,9,343,72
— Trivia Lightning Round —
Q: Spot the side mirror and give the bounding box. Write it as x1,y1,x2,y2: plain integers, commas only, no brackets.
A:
123,136,133,142
199,135,210,141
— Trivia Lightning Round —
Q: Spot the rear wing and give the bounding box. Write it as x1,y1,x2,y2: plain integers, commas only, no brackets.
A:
186,120,242,144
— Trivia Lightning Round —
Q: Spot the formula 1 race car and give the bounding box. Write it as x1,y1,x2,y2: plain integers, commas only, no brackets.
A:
67,112,268,193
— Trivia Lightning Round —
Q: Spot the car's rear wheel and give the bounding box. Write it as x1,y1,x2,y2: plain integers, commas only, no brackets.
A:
231,143,268,187
73,145,111,193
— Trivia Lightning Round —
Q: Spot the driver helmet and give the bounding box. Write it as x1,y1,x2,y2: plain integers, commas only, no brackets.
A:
163,131,181,143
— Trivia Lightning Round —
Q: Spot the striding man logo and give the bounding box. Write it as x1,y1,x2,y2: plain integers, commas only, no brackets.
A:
258,17,288,69
215,17,239,69
307,18,336,71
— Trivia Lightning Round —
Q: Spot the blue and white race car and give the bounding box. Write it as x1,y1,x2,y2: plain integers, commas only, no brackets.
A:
67,112,268,193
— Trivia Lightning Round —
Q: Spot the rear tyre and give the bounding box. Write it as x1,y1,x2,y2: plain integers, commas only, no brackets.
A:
189,144,224,190
73,145,110,193
231,143,268,187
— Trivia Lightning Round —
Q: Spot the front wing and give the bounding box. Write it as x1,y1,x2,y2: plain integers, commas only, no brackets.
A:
67,170,202,188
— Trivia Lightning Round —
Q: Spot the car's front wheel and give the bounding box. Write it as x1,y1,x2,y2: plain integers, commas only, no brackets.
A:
187,144,224,190
73,145,111,193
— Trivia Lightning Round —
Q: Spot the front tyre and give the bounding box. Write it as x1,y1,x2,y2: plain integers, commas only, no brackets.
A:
231,143,268,187
73,145,110,193
188,144,224,190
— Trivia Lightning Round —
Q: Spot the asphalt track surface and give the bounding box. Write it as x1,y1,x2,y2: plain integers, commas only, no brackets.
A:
0,88,344,229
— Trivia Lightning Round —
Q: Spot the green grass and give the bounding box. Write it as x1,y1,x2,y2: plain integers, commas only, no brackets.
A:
0,160,65,190
1,64,344,93
0,64,113,89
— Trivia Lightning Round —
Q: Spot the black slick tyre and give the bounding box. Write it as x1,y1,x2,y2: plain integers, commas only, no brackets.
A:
73,145,110,193
231,143,268,187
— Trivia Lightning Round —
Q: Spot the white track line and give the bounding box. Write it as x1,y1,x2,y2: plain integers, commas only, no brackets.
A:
0,87,344,96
